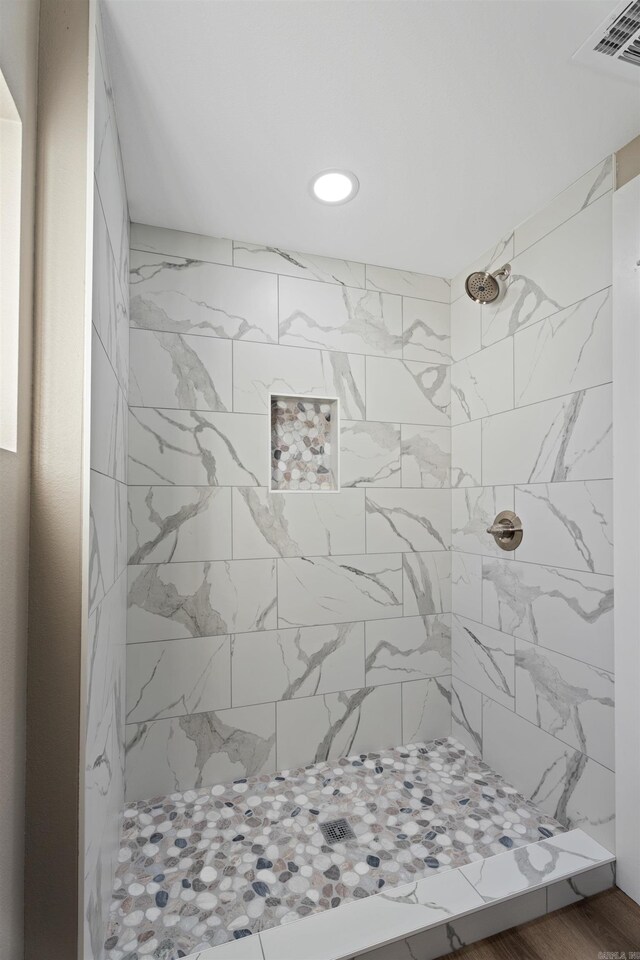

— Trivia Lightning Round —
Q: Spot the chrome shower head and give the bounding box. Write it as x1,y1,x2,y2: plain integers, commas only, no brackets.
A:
464,263,511,304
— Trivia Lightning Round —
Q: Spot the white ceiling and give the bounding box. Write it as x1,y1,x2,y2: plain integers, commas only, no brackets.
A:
103,0,640,278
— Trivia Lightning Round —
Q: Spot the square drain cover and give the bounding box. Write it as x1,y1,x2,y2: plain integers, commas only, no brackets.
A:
319,818,356,845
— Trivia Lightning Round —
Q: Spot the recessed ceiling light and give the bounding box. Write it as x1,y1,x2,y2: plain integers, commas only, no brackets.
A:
310,170,359,205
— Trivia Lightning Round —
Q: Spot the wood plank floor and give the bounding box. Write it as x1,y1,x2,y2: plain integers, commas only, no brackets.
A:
451,888,640,959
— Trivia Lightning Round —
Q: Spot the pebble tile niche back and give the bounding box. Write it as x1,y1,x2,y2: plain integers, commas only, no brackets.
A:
270,394,339,492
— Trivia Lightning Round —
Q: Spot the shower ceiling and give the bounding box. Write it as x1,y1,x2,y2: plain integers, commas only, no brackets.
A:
101,0,638,277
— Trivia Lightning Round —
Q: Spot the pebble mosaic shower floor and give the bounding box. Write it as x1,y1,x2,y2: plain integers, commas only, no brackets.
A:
104,737,564,959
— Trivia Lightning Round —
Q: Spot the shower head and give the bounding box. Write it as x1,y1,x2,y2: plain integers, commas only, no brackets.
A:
464,263,511,304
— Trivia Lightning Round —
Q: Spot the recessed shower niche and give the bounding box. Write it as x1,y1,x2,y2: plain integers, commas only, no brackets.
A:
269,394,339,492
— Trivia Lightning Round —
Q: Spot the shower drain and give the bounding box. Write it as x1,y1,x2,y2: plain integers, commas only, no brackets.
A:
319,818,356,845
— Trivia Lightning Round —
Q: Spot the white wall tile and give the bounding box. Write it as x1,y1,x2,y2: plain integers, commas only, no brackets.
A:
233,241,365,286
451,553,482,623
402,298,451,364
403,551,451,616
452,615,515,709
401,425,450,487
129,329,232,411
232,487,365,558
127,486,232,564
279,276,402,357
91,329,127,483
451,421,481,488
89,470,127,614
130,223,232,264
366,489,451,553
546,862,615,911
93,189,128,392
365,615,451,686
402,677,451,744
451,678,483,756
450,294,481,362
366,265,450,302
451,339,514,425
452,486,515,558
366,358,450,426
341,421,401,487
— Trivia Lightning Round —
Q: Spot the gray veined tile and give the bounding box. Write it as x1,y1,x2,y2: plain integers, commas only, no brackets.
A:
451,552,482,623
403,551,451,616
279,276,403,357
125,703,276,801
127,486,232,564
402,297,451,364
451,486,515,558
402,677,451,744
515,480,613,575
365,264,450,303
91,328,127,483
127,559,277,642
460,829,614,902
515,638,614,770
231,622,365,707
451,421,481,488
93,187,129,394
232,240,365,286
130,223,232,265
546,861,615,911
365,615,451,686
232,487,365,559
129,250,278,343
277,554,402,627
450,293,481,362
89,470,127,614
452,615,515,709
366,357,450,426
482,558,613,672
233,340,366,418
366,489,451,553
482,383,612,486
482,193,612,347
276,684,401,770
450,339,514,425
126,635,231,723
482,699,615,850
128,409,268,486
515,156,613,257
186,936,264,960
401,425,450,488
451,678,483,757
515,287,612,407
129,329,232,412
450,232,515,304
340,421,401,487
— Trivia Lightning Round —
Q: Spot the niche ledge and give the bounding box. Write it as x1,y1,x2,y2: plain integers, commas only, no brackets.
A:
269,393,339,492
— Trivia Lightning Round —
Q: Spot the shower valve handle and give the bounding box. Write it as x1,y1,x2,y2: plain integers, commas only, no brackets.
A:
486,521,523,535
486,510,523,552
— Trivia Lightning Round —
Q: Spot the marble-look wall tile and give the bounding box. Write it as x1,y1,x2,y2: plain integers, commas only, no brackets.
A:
402,298,451,364
366,488,451,553
232,487,365,559
127,560,277,642
482,558,613,671
451,486,515,558
452,615,515,709
365,357,450,426
482,698,614,850
515,639,614,770
450,294,481,363
126,635,231,723
233,241,365,286
231,622,365,707
90,471,127,614
366,264,450,303
482,383,612,486
365,615,451,686
451,339,514,425
451,421,481,488
233,341,365,418
276,684,402,769
128,408,267,486
482,194,612,347
450,232,515,304
402,677,451,744
125,703,276,801
91,329,127,483
403,551,451,616
129,329,232,412
341,421,401,487
400,425,450,487
127,486,232,564
130,223,232,264
515,480,613,575
546,862,615,911
277,554,402,627
451,678,483,756
514,157,613,257
279,276,402,357
515,288,611,408
93,190,128,393
451,553,482,623
130,251,278,343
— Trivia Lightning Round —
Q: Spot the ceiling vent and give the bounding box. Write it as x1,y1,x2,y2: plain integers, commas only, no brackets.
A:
574,1,640,83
